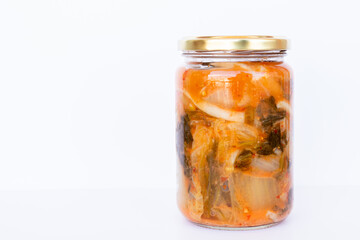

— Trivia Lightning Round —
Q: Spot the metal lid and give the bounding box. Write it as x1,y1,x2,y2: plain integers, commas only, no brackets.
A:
179,36,288,51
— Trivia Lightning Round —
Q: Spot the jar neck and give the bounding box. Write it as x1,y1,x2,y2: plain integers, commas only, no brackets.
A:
182,50,286,63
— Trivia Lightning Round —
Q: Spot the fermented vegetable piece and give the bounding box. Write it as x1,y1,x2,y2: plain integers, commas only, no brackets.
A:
234,150,253,170
187,123,214,220
177,36,292,229
176,114,193,177
183,91,245,122
232,170,279,210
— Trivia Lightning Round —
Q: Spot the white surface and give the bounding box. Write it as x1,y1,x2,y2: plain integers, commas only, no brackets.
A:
0,186,358,239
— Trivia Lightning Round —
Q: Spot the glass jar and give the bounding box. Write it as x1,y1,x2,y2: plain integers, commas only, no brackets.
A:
176,36,293,229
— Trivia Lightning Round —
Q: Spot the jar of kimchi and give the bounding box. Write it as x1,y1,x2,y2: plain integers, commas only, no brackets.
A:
176,36,293,229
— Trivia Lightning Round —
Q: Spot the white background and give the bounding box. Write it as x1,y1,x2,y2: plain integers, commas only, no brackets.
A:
0,0,359,239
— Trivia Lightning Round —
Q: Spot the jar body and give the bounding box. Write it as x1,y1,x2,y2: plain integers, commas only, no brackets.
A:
176,59,293,229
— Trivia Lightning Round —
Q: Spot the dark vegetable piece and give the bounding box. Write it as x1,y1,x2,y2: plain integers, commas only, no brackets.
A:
256,96,286,127
183,114,193,145
176,114,193,177
256,124,283,155
181,155,192,177
255,96,286,156
202,148,218,219
268,125,282,150
256,143,273,155
256,96,277,117
234,150,253,170
260,112,286,127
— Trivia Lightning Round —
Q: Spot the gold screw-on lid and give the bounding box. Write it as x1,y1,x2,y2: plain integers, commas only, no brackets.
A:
179,36,288,51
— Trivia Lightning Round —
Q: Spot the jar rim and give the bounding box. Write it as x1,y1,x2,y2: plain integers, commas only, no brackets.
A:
179,36,288,51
